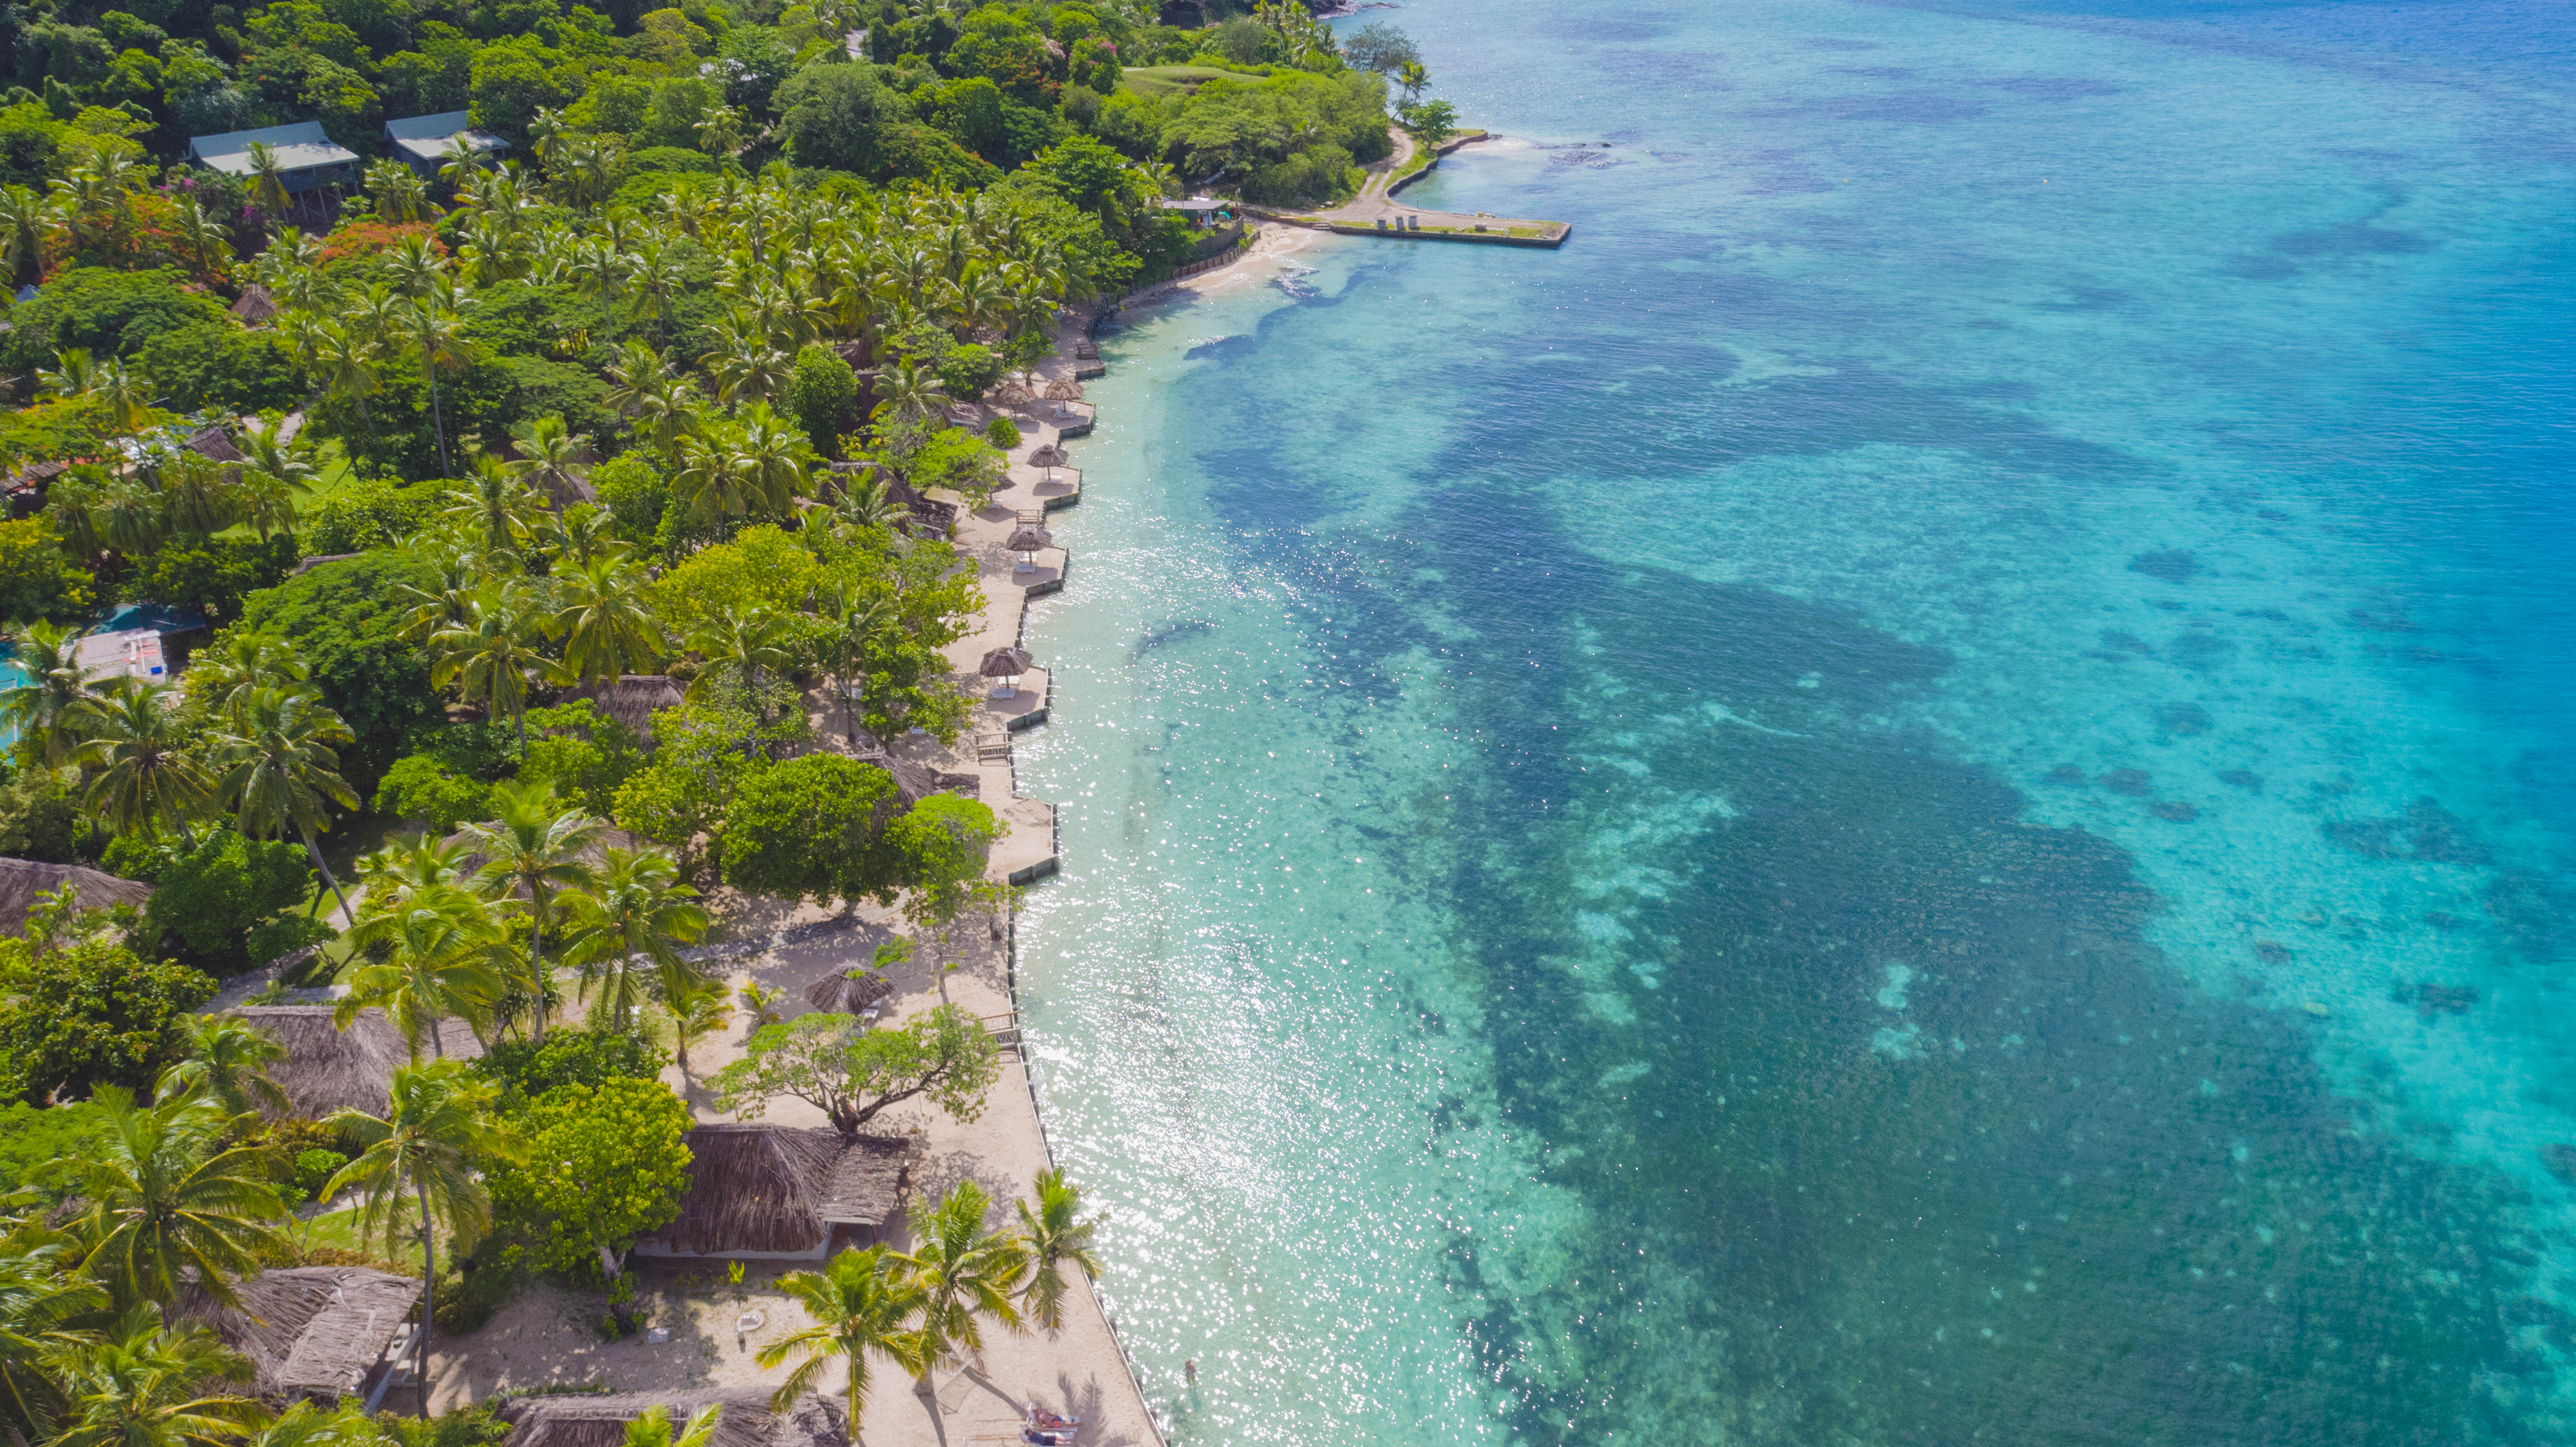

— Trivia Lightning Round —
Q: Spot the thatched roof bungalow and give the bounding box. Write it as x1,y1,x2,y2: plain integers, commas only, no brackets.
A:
233,1006,483,1119
634,1124,918,1261
497,1390,845,1447
565,674,685,745
804,969,895,1015
0,858,152,936
171,1266,421,1408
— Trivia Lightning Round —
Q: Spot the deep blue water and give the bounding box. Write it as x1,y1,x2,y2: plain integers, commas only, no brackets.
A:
1015,0,2576,1440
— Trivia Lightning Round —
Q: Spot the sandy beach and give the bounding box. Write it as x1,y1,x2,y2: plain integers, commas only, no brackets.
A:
427,230,1314,1446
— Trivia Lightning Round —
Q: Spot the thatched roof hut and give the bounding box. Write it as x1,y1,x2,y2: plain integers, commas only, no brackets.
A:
234,1006,483,1119
498,1390,845,1447
0,858,152,937
184,425,246,464
231,285,281,324
171,1266,421,1403
636,1124,917,1259
566,675,685,745
804,970,895,1015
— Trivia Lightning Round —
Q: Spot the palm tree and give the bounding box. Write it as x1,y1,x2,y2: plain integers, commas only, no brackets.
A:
1396,59,1430,102
71,679,216,846
869,358,946,425
67,1089,288,1313
243,142,292,217
399,298,473,477
814,585,890,749
620,1404,721,1447
503,414,590,507
684,604,793,710
0,1243,106,1447
547,553,661,685
466,781,601,1045
558,845,708,1031
1012,1171,1102,1334
2,622,98,768
235,416,319,542
185,634,307,724
758,1247,929,1441
36,348,99,400
170,197,232,281
43,1310,268,1447
321,1059,523,1418
155,1015,288,1119
662,970,731,1082
365,160,428,225
895,1180,1027,1390
207,686,360,922
337,889,510,1061
435,462,543,558
0,184,49,289
354,831,478,913
431,591,563,753
90,361,156,437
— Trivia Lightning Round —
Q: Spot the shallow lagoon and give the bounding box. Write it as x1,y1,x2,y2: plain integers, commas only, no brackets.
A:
1015,0,2576,1439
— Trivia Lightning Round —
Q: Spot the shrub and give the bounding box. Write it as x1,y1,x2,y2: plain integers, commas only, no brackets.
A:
245,914,337,973
935,342,1001,401
293,1147,349,1200
0,771,85,863
590,455,668,545
0,266,230,373
133,322,306,415
144,828,314,971
1244,143,1356,207
0,517,95,623
785,345,858,458
477,1029,671,1101
624,145,717,176
0,1099,106,1202
303,478,438,555
0,933,214,1103
372,754,498,833
983,417,1022,451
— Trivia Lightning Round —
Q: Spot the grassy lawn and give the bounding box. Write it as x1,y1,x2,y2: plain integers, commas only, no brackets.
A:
1119,64,1267,97
1385,129,1490,191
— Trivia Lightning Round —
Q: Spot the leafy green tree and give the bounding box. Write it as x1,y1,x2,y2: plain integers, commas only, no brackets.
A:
321,1058,524,1417
141,830,311,969
709,1006,1000,1135
234,552,447,786
589,456,669,546
0,517,95,624
772,64,913,179
758,1247,927,1434
65,1088,288,1311
0,923,213,1105
721,755,903,905
514,702,643,821
1397,97,1459,149
474,1028,669,1102
1013,1170,1102,1334
0,267,228,375
486,1077,690,1304
41,1309,269,1447
133,324,304,416
609,701,796,880
785,346,857,459
371,754,496,834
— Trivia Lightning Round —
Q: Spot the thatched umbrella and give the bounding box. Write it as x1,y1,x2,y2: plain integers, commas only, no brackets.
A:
981,645,1034,697
994,377,1035,408
1005,526,1052,571
1026,442,1068,480
805,969,897,1015
1043,377,1084,417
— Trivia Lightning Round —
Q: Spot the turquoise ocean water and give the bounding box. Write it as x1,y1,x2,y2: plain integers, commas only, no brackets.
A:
1014,0,2576,1440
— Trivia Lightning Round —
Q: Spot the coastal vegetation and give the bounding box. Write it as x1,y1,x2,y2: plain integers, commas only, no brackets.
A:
0,0,1246,1430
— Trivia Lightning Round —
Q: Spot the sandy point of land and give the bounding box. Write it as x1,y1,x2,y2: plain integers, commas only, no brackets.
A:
1112,220,1334,314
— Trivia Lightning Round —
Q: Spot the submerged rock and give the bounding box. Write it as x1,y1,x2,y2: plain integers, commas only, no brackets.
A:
2044,764,2086,785
2158,702,2214,735
2253,940,2291,964
2544,1145,2576,1188
2218,769,2263,792
2324,796,2491,866
2152,801,2199,822
2130,549,2198,583
2102,768,2152,796
2413,982,2479,1020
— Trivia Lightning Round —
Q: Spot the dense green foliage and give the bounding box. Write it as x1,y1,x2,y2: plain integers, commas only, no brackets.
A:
140,828,313,970
0,920,214,1103
477,1026,670,1101
488,1075,693,1280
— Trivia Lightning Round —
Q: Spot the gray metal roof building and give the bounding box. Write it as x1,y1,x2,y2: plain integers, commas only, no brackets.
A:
185,122,359,193
384,111,507,175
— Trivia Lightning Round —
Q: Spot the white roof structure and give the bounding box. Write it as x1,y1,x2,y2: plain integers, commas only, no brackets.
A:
186,122,358,190
72,628,167,683
383,111,507,169
1165,195,1229,212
